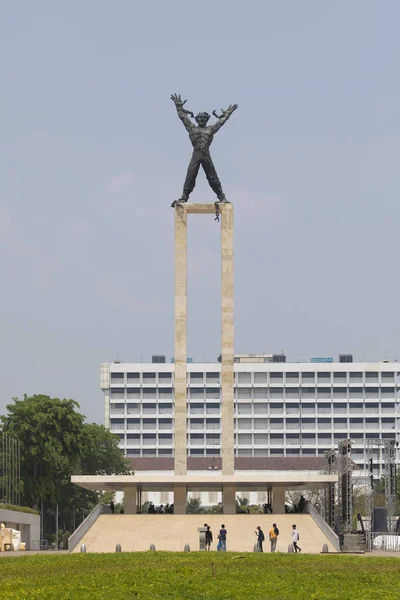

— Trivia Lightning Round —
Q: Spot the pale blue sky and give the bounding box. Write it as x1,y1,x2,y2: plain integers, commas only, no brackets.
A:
1,1,399,422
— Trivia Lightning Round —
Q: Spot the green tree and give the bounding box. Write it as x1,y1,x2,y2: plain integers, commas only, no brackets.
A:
1,395,84,510
187,497,203,514
79,423,130,476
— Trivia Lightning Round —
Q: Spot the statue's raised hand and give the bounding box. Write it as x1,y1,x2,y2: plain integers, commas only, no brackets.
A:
171,93,187,108
223,104,238,116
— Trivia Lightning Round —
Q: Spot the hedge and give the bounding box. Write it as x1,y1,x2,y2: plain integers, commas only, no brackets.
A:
0,503,39,515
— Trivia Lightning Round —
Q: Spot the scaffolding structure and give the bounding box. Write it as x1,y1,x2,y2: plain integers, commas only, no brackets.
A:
364,438,397,535
337,439,353,533
0,430,21,506
323,448,337,529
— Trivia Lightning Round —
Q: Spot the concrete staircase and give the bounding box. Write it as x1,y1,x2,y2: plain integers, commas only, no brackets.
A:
342,533,366,553
72,514,336,554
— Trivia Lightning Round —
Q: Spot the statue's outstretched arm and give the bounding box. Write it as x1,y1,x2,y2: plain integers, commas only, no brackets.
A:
212,104,238,133
171,93,195,133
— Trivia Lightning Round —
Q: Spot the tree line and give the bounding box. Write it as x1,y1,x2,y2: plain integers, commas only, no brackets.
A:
0,394,130,544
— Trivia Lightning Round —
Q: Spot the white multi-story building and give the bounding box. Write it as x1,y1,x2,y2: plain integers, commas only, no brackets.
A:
102,355,399,478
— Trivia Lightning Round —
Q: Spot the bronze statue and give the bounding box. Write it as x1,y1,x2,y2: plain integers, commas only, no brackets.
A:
171,94,238,207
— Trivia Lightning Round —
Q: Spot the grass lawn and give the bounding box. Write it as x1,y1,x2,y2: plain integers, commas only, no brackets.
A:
0,552,399,600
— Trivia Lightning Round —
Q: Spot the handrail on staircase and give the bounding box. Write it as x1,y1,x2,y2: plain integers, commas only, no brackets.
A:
305,503,340,552
68,503,111,552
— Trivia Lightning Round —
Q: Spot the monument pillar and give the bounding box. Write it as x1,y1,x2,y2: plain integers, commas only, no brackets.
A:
174,207,188,476
221,204,234,476
173,203,234,479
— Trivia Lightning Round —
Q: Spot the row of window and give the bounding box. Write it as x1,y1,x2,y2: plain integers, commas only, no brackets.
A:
109,387,399,400
110,371,399,385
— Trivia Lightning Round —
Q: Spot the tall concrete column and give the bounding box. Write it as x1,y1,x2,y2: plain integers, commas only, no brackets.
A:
222,485,236,514
272,487,286,514
174,485,187,514
124,486,138,514
221,204,234,476
174,206,188,476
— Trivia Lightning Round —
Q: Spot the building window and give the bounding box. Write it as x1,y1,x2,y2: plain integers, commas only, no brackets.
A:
365,372,379,383
159,388,173,399
350,372,363,382
158,419,172,429
269,402,283,414
254,403,267,414
238,372,251,384
237,387,252,399
111,373,124,383
317,372,331,382
382,372,394,382
206,387,220,399
317,387,331,400
142,373,156,384
286,372,299,382
237,418,252,430
190,388,204,399
334,372,347,383
270,433,283,445
127,389,141,399
286,418,300,429
254,372,268,384
238,449,253,457
110,389,125,400
206,403,220,415
190,372,204,383
301,388,315,399
270,387,284,399
270,373,283,383
127,372,140,383
302,373,315,382
159,434,173,444
206,372,220,384
286,388,300,399
270,419,284,430
254,388,267,399
333,418,347,427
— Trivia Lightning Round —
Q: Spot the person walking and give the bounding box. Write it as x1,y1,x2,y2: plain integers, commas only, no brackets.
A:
255,526,265,552
218,524,227,552
292,524,302,553
205,525,213,551
269,523,279,552
110,500,115,514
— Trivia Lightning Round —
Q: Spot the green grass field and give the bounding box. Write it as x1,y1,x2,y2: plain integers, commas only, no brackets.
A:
0,552,399,600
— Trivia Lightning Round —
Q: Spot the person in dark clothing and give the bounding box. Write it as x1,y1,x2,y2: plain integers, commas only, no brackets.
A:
205,525,213,551
110,500,115,514
218,524,227,552
255,525,265,552
298,495,306,514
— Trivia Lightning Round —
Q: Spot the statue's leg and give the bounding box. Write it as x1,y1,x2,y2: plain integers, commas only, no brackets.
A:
201,154,227,202
172,155,201,207
179,155,201,202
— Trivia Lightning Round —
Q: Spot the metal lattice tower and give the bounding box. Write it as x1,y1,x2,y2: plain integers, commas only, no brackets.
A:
323,449,337,529
338,439,353,533
365,439,397,534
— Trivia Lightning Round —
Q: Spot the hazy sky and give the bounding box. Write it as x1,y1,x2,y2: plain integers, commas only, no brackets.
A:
1,1,399,423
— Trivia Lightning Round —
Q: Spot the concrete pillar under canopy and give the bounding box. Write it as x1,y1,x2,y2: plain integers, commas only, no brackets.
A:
124,486,138,514
272,487,286,514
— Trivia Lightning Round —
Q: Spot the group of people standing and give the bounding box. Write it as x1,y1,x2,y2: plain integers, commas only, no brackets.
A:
203,523,302,553
204,524,227,551
256,523,301,553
